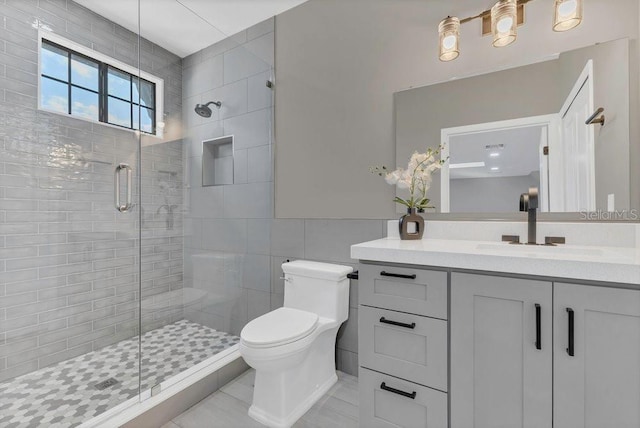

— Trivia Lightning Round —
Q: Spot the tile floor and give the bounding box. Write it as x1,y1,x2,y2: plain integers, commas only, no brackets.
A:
0,320,239,428
164,369,359,428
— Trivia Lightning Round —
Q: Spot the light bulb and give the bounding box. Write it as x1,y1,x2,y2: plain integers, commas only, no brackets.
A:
496,17,514,33
553,0,583,32
442,35,457,50
558,0,577,16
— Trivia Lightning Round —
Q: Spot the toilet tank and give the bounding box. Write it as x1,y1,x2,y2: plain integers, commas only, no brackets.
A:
282,260,353,323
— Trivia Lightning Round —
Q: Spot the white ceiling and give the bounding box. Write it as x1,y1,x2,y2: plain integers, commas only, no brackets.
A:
449,125,545,179
74,0,309,58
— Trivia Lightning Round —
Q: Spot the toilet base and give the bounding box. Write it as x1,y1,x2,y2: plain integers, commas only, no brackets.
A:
248,373,337,428
243,325,340,428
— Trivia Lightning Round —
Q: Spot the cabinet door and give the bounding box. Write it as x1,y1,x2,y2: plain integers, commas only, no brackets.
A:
451,273,552,428
554,283,640,428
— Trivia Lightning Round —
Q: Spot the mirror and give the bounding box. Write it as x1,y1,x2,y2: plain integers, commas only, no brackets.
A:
395,37,634,215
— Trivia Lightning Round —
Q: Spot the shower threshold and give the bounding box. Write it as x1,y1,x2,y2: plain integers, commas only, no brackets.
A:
0,320,240,428
84,345,241,428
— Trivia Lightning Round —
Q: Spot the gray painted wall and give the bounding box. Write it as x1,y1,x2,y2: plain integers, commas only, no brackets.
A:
274,0,639,219
0,0,183,383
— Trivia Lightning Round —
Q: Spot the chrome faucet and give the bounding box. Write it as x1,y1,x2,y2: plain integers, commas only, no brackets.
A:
519,187,539,245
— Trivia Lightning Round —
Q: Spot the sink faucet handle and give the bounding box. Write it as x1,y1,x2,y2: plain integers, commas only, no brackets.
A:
502,235,520,244
545,236,566,246
519,193,529,211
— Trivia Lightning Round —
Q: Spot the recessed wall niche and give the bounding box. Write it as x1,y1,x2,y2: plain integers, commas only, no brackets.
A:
202,135,234,186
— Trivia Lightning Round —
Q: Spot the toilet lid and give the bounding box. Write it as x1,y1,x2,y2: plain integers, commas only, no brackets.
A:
241,307,319,347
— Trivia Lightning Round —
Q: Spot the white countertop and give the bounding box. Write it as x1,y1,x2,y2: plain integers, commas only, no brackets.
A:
351,238,640,284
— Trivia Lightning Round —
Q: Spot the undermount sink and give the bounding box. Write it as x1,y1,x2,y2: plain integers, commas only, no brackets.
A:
475,242,604,258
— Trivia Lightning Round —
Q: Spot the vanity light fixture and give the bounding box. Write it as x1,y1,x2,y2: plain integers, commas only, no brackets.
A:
553,0,583,32
491,0,518,47
439,16,461,61
440,0,582,61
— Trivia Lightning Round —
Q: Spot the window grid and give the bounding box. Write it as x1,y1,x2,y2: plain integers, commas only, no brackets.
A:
41,40,156,135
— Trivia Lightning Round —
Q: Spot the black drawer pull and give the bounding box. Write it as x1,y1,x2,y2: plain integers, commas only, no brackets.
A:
566,308,574,357
380,271,417,280
380,382,416,399
379,317,416,329
535,303,541,350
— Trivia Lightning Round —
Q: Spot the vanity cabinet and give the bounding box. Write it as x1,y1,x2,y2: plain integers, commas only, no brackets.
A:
358,263,448,428
451,273,640,428
450,273,553,428
553,283,640,428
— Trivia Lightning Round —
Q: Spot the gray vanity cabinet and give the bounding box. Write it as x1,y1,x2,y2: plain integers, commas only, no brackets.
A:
553,283,640,428
450,273,553,428
451,273,640,428
358,264,448,428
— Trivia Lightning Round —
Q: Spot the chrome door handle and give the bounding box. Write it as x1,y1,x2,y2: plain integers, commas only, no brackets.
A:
115,163,133,212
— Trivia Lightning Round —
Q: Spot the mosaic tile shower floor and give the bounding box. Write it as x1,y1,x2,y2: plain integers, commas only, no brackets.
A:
0,320,239,428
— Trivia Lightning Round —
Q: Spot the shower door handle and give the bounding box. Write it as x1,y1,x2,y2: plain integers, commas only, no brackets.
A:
114,163,133,212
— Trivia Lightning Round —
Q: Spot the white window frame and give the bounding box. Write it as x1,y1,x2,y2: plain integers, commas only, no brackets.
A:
37,30,165,138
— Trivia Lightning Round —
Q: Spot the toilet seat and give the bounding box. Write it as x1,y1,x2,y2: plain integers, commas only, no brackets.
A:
241,307,319,348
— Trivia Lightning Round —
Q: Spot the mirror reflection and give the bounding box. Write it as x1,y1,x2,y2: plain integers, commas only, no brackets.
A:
396,37,633,214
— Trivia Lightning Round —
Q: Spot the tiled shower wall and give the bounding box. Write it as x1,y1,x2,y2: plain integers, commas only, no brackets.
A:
182,18,275,337
0,0,183,383
182,18,384,376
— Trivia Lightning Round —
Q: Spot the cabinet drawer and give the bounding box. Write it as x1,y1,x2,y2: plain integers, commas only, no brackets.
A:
360,264,447,319
359,306,448,391
359,367,447,428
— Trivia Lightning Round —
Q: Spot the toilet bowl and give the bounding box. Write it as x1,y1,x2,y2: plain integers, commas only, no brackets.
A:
239,260,353,428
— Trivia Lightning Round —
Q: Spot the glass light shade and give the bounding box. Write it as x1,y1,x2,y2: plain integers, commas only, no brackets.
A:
553,0,583,32
491,0,518,47
438,16,460,62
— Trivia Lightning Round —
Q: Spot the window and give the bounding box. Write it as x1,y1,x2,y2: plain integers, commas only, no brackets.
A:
39,34,163,136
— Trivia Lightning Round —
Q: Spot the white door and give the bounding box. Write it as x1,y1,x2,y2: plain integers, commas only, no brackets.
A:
554,283,640,428
451,273,553,428
558,61,596,211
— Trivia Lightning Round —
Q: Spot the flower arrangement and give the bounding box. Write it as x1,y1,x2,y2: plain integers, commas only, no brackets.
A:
371,145,446,211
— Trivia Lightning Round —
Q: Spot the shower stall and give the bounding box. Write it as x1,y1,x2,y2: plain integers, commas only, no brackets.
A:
0,0,275,426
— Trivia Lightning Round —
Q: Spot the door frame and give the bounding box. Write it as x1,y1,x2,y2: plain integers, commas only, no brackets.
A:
440,114,560,213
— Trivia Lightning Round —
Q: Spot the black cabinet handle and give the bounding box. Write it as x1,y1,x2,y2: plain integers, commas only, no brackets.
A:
380,271,417,280
379,317,416,329
380,382,416,399
535,304,541,350
566,308,574,357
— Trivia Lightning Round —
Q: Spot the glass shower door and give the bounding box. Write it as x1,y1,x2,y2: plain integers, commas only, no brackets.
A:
0,0,143,425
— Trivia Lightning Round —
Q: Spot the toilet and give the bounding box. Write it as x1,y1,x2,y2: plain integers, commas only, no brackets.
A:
239,260,353,428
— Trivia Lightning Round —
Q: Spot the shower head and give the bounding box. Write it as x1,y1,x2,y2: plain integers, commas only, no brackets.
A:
194,101,222,118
